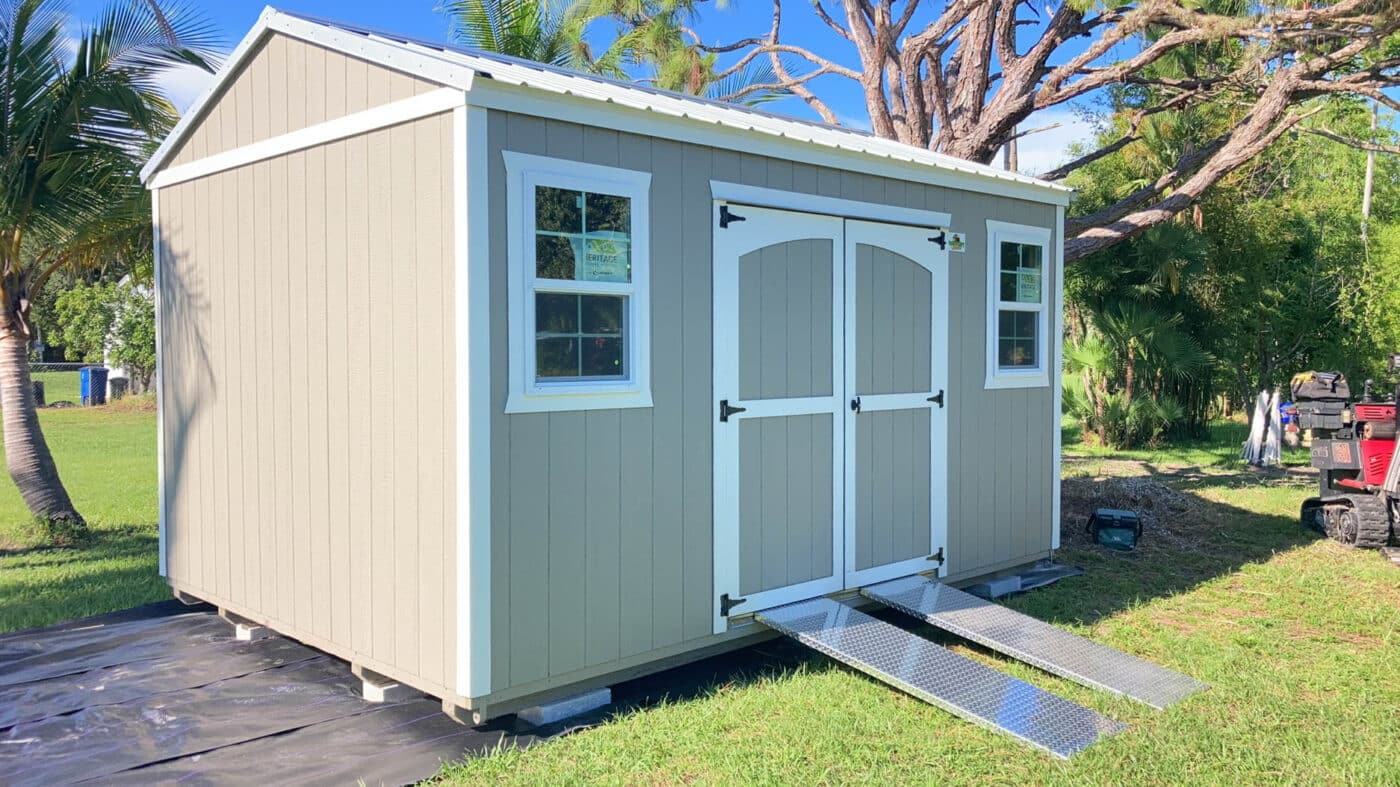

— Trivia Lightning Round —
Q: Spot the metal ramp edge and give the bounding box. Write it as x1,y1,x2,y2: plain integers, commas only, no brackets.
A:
863,575,1208,710
756,598,1126,759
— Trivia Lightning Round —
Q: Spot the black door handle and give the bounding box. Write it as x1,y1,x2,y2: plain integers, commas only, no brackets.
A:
850,396,861,414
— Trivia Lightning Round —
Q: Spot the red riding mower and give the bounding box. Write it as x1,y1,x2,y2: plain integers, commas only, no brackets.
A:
1296,363,1400,549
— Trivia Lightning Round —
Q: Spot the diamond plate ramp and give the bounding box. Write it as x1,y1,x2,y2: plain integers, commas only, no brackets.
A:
863,576,1207,710
757,598,1126,759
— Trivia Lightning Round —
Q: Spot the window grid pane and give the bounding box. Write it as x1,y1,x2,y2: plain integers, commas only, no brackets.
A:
534,186,632,284
999,241,1043,304
535,292,627,381
997,309,1039,369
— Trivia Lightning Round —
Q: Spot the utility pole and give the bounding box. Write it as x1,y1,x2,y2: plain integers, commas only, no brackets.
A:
1362,101,1377,244
1004,126,1018,172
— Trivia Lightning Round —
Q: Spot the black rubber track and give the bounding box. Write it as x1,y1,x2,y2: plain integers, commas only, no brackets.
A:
1329,494,1392,549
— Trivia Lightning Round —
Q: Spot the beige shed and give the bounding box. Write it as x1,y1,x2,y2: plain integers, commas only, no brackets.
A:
143,7,1076,727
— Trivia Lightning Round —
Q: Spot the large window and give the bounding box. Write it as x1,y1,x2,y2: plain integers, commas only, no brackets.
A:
505,152,652,412
985,220,1052,389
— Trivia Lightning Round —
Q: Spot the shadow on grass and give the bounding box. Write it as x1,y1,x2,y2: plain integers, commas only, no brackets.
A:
0,526,168,634
1034,461,1321,628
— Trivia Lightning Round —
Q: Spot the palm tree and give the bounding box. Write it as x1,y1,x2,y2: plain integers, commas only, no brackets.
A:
0,0,217,543
440,0,633,78
441,0,790,105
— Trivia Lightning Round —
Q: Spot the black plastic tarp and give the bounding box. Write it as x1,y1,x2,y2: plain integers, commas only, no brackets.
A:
0,603,532,786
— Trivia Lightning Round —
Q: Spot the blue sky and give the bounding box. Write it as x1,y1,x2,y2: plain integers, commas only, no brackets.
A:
68,0,1110,173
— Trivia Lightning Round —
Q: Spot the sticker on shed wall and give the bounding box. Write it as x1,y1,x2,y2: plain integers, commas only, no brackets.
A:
947,232,966,253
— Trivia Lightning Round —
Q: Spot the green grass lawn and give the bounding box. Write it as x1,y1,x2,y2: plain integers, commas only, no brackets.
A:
0,399,165,633
31,369,83,405
439,459,1398,783
1063,419,1312,468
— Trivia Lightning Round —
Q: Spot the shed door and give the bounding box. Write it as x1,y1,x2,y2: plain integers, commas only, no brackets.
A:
843,220,949,587
712,204,948,633
712,204,845,628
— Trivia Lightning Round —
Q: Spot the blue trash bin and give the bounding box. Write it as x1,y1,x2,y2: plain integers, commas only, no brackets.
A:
80,367,109,406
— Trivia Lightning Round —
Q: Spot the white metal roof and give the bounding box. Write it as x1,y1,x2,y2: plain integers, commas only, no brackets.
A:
143,7,1071,204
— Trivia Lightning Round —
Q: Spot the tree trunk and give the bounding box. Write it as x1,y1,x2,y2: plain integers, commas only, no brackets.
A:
0,321,86,543
1124,340,1136,408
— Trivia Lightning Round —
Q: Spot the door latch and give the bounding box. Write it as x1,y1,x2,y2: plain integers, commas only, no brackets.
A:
850,396,861,414
928,390,945,408
719,399,747,422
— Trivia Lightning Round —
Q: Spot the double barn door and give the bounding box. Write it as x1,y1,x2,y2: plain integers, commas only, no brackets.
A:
712,203,948,631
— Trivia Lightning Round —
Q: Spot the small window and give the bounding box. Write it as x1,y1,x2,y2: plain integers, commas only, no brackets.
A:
505,153,652,413
986,220,1052,389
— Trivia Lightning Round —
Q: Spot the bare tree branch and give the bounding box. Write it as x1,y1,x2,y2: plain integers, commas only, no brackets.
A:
1303,127,1400,155
1040,135,1139,182
645,0,1400,257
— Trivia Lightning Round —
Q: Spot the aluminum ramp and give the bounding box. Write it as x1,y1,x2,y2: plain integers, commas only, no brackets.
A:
863,575,1208,710
757,598,1126,759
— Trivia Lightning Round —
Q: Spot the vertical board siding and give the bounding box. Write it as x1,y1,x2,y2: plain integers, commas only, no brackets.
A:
855,409,932,571
738,241,833,401
157,108,457,697
489,111,1057,697
738,415,833,595
167,35,437,168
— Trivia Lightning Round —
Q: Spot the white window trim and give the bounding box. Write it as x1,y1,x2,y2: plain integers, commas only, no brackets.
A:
504,151,653,413
985,219,1052,389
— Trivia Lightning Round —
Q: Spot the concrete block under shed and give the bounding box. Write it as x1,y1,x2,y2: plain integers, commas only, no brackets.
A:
516,687,611,727
359,669,422,703
218,609,270,641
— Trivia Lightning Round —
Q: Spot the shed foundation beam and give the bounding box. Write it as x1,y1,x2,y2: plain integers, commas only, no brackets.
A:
173,589,204,606
442,699,485,727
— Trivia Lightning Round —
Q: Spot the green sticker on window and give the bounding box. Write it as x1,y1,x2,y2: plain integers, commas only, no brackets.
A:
570,231,630,283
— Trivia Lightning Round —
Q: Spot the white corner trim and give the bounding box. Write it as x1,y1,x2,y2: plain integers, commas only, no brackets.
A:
710,181,952,229
502,151,654,414
148,88,466,189
456,105,492,699
985,219,1053,390
153,189,167,578
1051,205,1065,550
142,8,475,183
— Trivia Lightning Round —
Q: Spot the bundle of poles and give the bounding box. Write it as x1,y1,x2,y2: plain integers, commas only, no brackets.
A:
1243,390,1282,467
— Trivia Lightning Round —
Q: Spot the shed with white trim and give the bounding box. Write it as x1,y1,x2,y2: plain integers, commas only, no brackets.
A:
144,7,1071,722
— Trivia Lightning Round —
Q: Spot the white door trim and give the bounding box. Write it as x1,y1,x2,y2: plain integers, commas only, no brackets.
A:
710,181,951,230
842,219,950,588
712,203,845,633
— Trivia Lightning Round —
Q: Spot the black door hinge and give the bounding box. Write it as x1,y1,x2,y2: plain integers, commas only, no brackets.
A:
927,547,945,565
928,390,944,408
928,231,947,250
720,593,748,616
850,396,861,414
719,399,747,422
720,204,747,229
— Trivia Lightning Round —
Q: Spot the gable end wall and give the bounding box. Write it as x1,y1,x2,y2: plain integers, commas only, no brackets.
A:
167,33,443,168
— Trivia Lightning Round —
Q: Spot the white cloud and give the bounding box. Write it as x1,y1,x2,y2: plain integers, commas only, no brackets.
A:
1002,108,1099,176
159,63,217,114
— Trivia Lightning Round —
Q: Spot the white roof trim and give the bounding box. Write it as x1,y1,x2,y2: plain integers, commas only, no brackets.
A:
143,6,1071,205
141,8,475,182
